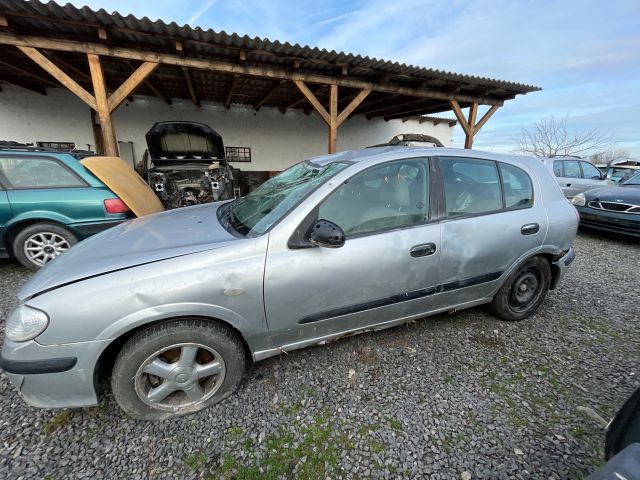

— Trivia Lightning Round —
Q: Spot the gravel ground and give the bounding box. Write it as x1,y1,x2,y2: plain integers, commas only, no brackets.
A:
0,230,638,480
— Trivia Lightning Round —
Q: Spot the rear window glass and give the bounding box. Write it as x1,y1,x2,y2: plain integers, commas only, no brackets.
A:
441,157,502,216
563,160,581,178
553,161,563,177
500,163,533,209
0,157,85,188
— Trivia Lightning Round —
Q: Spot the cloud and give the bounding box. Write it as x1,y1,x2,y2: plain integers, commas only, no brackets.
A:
188,0,218,26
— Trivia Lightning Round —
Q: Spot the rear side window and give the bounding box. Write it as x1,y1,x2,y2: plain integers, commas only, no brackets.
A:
553,161,563,177
0,157,85,189
499,163,533,209
581,162,601,179
441,157,502,215
563,160,581,178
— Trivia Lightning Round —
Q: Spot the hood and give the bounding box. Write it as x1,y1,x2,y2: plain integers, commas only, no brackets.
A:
586,184,640,203
145,121,224,165
19,202,238,299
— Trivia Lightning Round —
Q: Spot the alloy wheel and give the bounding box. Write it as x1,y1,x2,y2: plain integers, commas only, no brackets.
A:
23,232,70,266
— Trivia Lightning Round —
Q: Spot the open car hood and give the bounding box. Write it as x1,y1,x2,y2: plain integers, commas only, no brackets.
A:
18,202,238,299
145,121,224,165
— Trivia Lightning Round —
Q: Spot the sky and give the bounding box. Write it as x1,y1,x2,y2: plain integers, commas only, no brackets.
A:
68,0,640,157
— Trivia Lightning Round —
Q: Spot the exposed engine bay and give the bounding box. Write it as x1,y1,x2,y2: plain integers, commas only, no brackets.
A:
141,121,240,209
148,161,238,209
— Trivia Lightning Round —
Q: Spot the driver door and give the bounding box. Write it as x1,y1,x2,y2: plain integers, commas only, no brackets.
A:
263,157,442,346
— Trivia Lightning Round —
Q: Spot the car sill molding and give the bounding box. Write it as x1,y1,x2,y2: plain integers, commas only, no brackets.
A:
299,270,503,325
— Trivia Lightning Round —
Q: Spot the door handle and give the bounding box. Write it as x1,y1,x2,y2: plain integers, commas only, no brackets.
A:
566,183,572,187
521,223,540,235
410,243,437,257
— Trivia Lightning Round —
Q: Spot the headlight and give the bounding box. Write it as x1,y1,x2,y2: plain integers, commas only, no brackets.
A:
571,193,586,207
5,304,49,342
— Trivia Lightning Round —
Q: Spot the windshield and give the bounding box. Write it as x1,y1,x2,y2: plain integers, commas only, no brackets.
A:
621,172,640,186
221,160,350,237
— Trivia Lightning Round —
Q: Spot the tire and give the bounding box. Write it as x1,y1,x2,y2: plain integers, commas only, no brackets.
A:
12,222,78,271
111,319,246,420
489,256,551,321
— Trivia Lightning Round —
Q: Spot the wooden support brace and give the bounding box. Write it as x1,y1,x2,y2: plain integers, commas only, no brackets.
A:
88,53,118,157
464,102,478,149
224,74,238,109
474,105,499,133
0,15,8,27
449,100,472,138
107,61,158,112
17,46,97,109
97,27,108,40
182,67,199,106
293,80,330,125
336,89,371,126
253,80,285,110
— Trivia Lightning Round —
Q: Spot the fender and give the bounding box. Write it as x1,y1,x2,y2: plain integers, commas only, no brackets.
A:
95,301,266,354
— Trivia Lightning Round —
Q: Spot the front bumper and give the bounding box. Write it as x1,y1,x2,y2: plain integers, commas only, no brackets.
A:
550,247,576,290
576,207,640,237
0,337,111,408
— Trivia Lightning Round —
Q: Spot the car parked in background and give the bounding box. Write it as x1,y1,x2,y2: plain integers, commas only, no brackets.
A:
0,146,134,270
594,159,640,185
572,171,640,237
541,157,610,199
0,147,577,419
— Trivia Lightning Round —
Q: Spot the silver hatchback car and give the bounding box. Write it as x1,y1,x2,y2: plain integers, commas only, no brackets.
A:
541,157,610,199
1,147,577,419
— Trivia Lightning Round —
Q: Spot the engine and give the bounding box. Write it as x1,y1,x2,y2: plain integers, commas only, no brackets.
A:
148,162,236,209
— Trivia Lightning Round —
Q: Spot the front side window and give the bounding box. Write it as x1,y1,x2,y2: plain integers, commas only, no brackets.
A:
500,163,533,209
581,162,602,179
318,158,429,237
224,160,349,237
563,160,581,178
441,157,502,216
0,157,85,188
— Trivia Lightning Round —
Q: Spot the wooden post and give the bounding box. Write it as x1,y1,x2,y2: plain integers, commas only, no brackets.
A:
294,81,371,154
328,84,338,154
449,100,499,149
88,54,118,157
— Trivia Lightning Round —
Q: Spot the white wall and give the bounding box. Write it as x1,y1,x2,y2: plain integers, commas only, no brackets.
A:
0,84,454,172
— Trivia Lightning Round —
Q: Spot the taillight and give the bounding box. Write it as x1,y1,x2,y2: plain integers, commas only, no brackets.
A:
104,198,130,214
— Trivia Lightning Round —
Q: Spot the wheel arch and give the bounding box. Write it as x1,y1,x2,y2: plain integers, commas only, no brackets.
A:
93,315,253,395
4,217,72,256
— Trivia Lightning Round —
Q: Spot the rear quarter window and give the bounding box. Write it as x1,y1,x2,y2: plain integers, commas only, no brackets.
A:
499,163,533,209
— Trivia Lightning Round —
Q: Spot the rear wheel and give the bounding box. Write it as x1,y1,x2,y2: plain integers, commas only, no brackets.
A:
111,319,246,420
489,256,551,321
12,222,77,271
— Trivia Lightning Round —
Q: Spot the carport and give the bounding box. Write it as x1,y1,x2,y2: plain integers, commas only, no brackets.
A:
0,0,539,157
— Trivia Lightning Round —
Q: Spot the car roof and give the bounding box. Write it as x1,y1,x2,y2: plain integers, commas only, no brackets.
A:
309,146,539,170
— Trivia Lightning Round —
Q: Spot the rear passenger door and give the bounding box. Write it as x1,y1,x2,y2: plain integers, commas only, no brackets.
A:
434,156,547,307
554,160,583,199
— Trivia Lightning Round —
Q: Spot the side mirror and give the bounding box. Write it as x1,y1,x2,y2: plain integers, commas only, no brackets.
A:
309,219,345,248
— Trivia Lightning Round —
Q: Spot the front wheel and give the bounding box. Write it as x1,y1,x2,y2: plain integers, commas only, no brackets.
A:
111,319,246,420
489,256,551,321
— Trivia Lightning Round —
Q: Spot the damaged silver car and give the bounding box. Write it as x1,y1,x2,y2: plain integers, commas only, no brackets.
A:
0,147,577,419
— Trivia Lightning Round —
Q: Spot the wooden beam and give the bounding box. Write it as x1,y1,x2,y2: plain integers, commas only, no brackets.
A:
182,67,199,106
0,14,8,27
224,74,238,109
328,84,338,154
253,80,285,111
121,59,170,104
0,33,505,106
17,46,97,110
464,102,478,148
293,80,330,125
107,61,158,112
97,27,108,40
336,89,371,126
88,54,118,156
175,40,183,52
449,100,472,138
0,57,59,87
474,105,499,133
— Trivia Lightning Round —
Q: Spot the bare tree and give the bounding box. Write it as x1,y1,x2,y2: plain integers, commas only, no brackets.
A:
515,116,612,158
590,149,631,165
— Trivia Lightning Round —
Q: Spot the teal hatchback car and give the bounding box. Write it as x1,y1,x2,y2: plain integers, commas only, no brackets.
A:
0,147,134,270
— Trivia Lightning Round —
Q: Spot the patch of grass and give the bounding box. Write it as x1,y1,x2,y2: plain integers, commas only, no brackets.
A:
43,410,72,434
185,452,209,471
385,416,403,432
570,425,588,439
443,375,454,385
212,412,346,480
